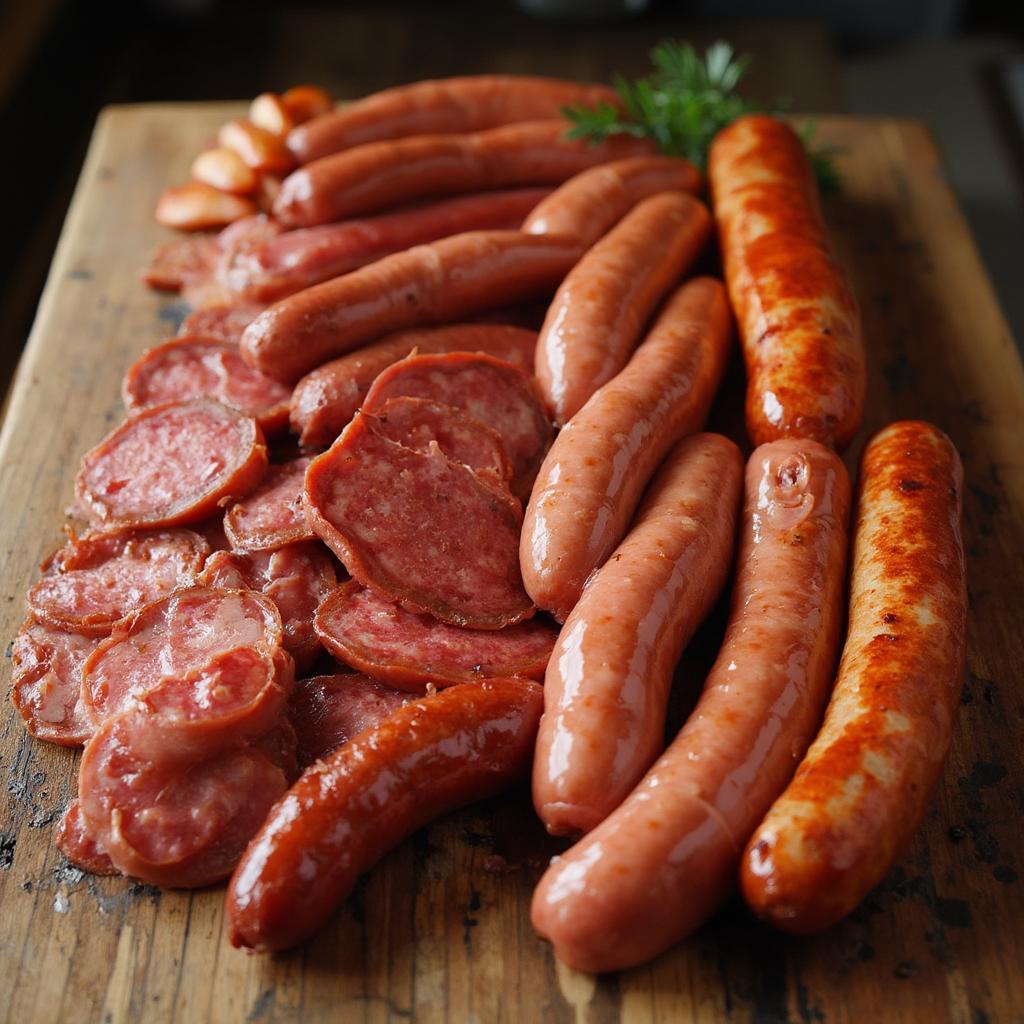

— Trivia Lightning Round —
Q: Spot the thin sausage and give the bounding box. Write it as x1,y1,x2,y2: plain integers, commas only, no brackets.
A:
531,439,851,972
708,115,865,449
535,191,711,423
226,677,544,951
742,421,966,932
533,434,743,837
241,231,582,384
522,277,731,622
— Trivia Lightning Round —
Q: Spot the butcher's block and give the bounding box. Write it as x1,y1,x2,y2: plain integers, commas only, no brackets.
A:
1,104,1022,1024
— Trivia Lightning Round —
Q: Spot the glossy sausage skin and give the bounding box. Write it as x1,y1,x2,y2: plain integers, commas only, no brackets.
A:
276,121,654,227
708,115,865,449
241,230,583,383
535,191,711,424
287,75,621,164
522,277,732,622
226,677,543,951
522,156,702,248
741,421,966,932
531,439,851,972
532,434,743,837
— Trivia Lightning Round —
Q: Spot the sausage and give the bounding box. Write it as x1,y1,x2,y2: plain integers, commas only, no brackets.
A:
741,421,967,932
28,527,209,637
226,676,544,951
360,351,552,497
75,399,268,528
287,75,621,163
533,433,743,837
141,234,219,293
56,800,117,876
304,412,531,630
222,187,552,304
315,580,557,690
522,277,732,622
290,323,536,449
122,337,292,434
177,305,262,345
275,121,653,228
535,191,712,424
708,115,865,449
522,155,702,247
530,439,851,972
223,458,315,551
241,230,582,384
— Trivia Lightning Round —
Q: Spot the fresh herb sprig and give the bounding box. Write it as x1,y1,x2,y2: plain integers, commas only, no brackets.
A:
563,40,840,191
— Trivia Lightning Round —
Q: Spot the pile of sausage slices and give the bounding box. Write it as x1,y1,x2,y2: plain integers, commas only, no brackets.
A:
11,75,967,971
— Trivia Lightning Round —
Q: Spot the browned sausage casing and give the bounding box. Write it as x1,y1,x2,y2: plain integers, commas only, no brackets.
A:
742,420,966,932
708,115,865,449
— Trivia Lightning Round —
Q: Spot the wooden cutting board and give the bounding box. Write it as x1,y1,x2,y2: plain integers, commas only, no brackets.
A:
1,104,1022,1024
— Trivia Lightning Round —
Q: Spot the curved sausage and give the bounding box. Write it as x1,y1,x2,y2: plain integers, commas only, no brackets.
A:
287,75,621,163
533,434,743,837
742,421,966,932
708,115,865,449
226,676,544,951
275,121,653,227
522,277,732,622
223,458,315,552
242,230,582,384
522,155,702,247
531,439,851,972
535,191,712,424
290,323,536,449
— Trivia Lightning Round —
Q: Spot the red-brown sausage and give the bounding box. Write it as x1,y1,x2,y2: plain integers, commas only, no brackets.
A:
708,115,865,449
522,277,732,622
521,155,702,248
532,434,743,837
226,677,544,951
530,439,851,972
290,323,536,449
275,121,654,228
241,231,582,383
535,191,711,423
287,75,621,163
742,421,966,932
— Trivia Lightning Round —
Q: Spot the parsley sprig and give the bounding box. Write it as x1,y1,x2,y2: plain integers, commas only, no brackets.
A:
563,40,840,192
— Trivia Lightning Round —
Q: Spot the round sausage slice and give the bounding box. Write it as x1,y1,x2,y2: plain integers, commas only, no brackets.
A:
177,305,262,345
223,458,315,552
75,399,268,528
56,800,117,876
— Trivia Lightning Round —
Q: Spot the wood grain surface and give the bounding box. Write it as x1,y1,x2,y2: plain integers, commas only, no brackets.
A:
1,104,1022,1024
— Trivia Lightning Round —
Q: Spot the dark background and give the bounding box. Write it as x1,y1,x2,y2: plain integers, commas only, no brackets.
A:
1,0,1022,405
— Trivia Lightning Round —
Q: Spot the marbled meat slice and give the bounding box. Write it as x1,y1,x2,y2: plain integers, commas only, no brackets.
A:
223,458,315,551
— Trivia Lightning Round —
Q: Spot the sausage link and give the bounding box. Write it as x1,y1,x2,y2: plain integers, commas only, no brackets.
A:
241,230,582,384
535,191,711,424
708,115,865,449
531,439,850,972
742,420,966,932
532,433,743,837
276,120,653,227
226,677,543,951
522,277,731,621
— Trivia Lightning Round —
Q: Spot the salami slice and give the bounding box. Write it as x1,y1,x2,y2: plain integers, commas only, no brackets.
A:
305,413,532,629
56,800,117,875
316,580,556,689
178,304,262,344
141,234,219,293
81,586,285,729
361,351,551,496
78,710,289,888
288,674,407,767
197,542,336,669
372,397,511,485
223,458,315,552
123,337,292,433
10,617,96,746
28,527,209,637
75,399,268,528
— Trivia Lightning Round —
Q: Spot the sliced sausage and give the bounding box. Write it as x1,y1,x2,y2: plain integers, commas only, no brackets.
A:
75,399,268,528
522,277,732,622
531,439,851,972
177,305,262,345
141,234,219,293
742,421,967,932
56,800,117,875
223,458,315,552
533,433,743,837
